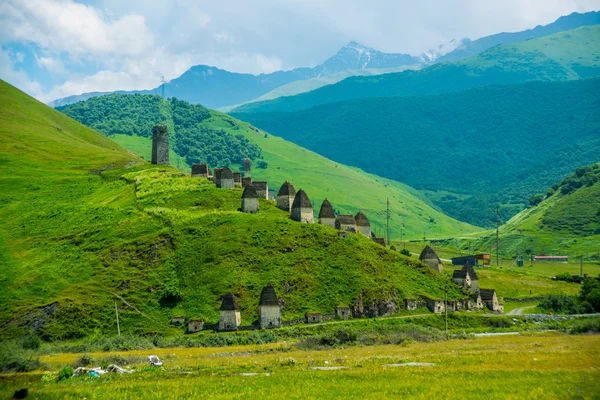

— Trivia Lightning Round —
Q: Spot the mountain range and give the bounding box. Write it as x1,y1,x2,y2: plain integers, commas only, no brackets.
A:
48,11,600,110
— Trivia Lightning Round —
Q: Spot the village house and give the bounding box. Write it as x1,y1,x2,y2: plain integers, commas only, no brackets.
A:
258,283,281,329
191,163,211,178
276,181,296,212
480,289,503,313
306,312,323,323
425,297,445,314
318,198,336,228
419,245,444,273
187,319,204,333
335,214,356,232
240,185,259,213
335,306,352,320
253,181,269,199
219,293,241,331
216,167,235,189
355,211,371,237
291,189,314,223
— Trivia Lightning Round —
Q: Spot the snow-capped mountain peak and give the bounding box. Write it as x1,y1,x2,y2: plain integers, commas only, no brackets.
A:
418,38,471,63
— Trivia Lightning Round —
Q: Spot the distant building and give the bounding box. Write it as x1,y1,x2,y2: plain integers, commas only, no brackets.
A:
291,189,314,223
171,316,185,326
276,181,296,212
452,265,479,293
534,255,568,262
373,237,386,247
191,163,211,178
253,181,269,199
233,172,242,187
424,297,445,314
216,167,235,189
219,293,241,331
419,245,443,273
335,306,352,320
306,312,323,323
404,299,417,311
243,158,251,177
318,199,336,228
242,177,252,188
451,254,490,266
258,283,281,329
335,214,356,232
241,185,259,213
212,168,223,184
151,125,169,165
355,211,371,237
187,319,204,333
480,289,502,313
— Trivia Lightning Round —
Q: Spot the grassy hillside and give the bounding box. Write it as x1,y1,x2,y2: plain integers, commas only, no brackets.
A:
0,80,467,341
217,65,422,112
233,78,600,228
232,25,600,114
58,94,479,239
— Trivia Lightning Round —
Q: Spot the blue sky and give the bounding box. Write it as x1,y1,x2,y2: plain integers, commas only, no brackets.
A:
1,0,599,103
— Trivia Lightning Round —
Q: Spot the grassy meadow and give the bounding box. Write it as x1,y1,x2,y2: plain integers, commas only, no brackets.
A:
1,333,598,399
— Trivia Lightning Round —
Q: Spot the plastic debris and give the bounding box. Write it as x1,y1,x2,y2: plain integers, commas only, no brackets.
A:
149,355,163,367
72,364,133,377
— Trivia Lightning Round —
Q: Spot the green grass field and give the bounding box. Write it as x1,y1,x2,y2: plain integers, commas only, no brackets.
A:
1,333,598,399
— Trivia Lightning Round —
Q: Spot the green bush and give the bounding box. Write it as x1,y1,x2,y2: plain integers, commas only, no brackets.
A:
0,343,45,373
539,294,585,314
58,365,74,381
399,249,411,257
569,317,600,334
22,334,41,350
72,354,94,368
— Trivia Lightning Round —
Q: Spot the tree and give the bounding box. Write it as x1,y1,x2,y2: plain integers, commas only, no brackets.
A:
528,194,544,207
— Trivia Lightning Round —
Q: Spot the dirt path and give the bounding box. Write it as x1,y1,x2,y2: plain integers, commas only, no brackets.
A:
507,306,536,315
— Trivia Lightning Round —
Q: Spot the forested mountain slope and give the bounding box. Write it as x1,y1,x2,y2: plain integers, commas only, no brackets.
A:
232,25,600,114
234,79,600,227
0,80,464,340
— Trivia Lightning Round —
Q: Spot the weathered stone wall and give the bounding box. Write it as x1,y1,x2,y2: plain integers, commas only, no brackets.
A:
306,313,323,323
336,307,352,320
188,320,204,332
151,125,169,165
219,310,241,331
218,178,235,189
259,305,280,329
241,198,259,213
357,225,371,237
319,217,336,228
291,207,314,223
276,195,294,212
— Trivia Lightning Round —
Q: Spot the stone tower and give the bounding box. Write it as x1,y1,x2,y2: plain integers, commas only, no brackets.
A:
243,158,251,177
191,163,211,178
151,125,169,165
419,245,443,273
253,181,268,199
354,211,371,237
241,185,259,213
219,293,241,331
276,181,296,212
217,167,235,189
258,283,280,329
291,189,314,223
318,198,336,228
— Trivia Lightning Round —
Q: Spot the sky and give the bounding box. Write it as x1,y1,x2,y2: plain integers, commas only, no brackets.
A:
1,0,599,103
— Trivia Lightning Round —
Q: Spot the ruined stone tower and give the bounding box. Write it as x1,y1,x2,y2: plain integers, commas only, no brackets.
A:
253,181,268,199
151,125,169,165
219,293,241,331
318,198,336,228
243,158,251,177
355,211,371,237
241,185,259,213
216,167,235,189
291,189,314,223
258,283,280,329
191,163,211,178
276,181,296,212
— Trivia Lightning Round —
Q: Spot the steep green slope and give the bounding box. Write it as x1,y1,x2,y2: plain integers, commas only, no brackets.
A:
471,163,600,255
59,94,479,239
218,65,422,112
233,25,600,114
233,78,600,228
0,80,464,340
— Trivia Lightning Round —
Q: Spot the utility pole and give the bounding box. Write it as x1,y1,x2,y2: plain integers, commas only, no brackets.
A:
444,286,448,340
114,299,121,336
386,198,391,246
161,75,166,99
496,205,500,267
580,255,583,277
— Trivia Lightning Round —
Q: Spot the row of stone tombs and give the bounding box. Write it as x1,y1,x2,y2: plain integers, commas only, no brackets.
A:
174,282,503,333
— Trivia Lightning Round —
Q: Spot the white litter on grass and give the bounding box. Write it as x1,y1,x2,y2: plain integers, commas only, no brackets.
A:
148,355,163,366
383,362,436,367
72,364,133,377
473,332,520,337
239,373,271,376
309,366,349,371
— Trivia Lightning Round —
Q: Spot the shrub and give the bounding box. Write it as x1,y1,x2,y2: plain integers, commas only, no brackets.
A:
399,249,411,257
72,354,94,368
569,317,600,334
539,294,585,314
58,366,74,381
22,334,41,350
0,343,45,373
528,194,544,207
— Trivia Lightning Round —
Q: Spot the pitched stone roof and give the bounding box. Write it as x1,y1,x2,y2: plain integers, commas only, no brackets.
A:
192,163,209,174
419,245,440,261
253,181,268,190
292,189,312,209
319,198,335,218
220,167,234,179
277,181,296,197
242,185,258,199
259,283,279,306
355,211,370,226
336,214,355,225
479,289,496,301
452,269,468,279
220,293,239,311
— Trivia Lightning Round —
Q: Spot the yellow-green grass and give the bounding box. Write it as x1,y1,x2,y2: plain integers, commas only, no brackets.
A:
2,333,598,399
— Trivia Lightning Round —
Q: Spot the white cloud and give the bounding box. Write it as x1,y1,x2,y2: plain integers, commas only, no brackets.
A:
0,48,43,98
35,54,65,75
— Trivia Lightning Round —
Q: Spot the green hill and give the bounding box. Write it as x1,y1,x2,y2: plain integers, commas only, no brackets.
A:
232,25,600,114
471,163,600,255
233,78,600,228
0,80,466,340
58,93,479,239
